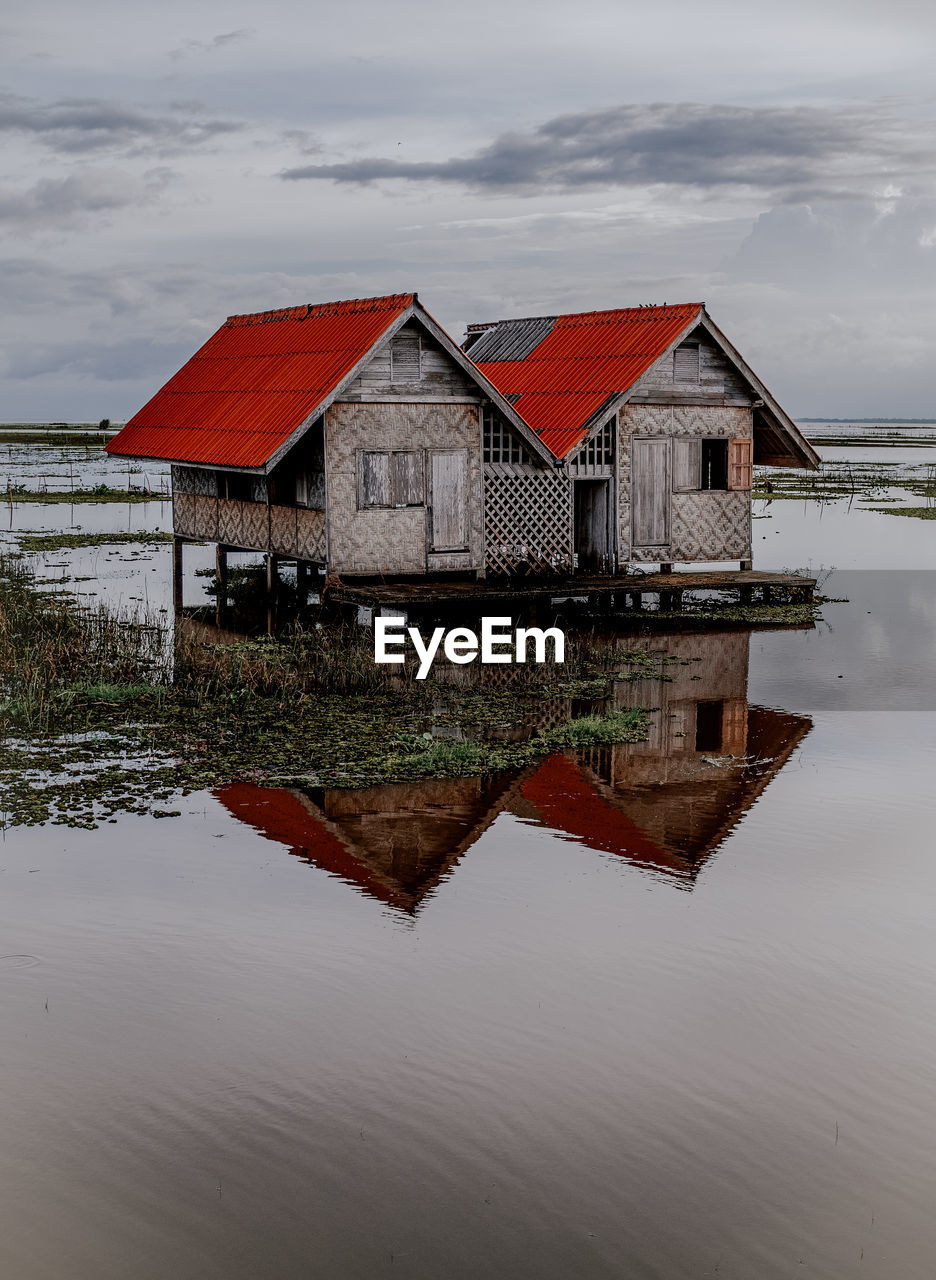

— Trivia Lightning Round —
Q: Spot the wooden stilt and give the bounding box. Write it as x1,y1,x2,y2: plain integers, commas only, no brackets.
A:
266,554,279,634
660,562,673,574
740,558,753,571
172,536,184,614
296,559,308,608
215,544,228,627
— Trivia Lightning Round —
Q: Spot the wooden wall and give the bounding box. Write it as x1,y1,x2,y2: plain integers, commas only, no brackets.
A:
172,466,326,561
342,320,478,401
325,401,483,576
617,404,752,563
631,336,753,404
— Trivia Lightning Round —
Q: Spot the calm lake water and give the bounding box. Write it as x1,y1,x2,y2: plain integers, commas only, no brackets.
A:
2,432,936,1278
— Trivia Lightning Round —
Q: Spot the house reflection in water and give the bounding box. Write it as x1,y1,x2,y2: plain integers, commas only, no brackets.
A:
216,629,811,910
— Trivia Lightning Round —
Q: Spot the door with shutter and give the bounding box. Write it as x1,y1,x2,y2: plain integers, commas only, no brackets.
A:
631,437,671,551
429,450,469,551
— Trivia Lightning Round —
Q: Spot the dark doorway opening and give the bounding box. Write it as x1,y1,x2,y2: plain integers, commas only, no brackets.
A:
574,480,612,572
695,699,725,752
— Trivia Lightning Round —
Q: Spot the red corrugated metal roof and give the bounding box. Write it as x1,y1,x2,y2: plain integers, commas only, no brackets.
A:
475,303,702,459
106,294,415,467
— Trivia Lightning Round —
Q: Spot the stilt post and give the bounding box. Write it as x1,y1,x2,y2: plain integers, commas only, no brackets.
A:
172,536,184,613
215,544,228,627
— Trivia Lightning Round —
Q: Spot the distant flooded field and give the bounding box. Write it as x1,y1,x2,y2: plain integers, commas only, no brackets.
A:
1,429,936,1278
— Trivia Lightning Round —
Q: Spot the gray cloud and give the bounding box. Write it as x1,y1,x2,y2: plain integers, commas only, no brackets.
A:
1,336,195,382
0,168,173,228
0,90,242,155
282,101,936,200
168,29,255,62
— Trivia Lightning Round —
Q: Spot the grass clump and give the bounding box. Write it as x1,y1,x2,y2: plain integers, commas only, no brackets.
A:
5,484,167,504
18,531,174,552
865,506,936,520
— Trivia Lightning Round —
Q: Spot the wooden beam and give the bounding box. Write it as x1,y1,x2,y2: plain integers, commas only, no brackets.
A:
215,544,228,626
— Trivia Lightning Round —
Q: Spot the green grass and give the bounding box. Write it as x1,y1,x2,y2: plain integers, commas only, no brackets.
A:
865,506,936,520
19,531,174,552
5,484,167,504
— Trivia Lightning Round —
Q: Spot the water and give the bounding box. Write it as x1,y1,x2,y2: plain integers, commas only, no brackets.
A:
1,437,936,1277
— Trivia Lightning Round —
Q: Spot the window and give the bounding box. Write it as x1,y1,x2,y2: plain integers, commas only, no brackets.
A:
575,416,615,468
218,471,259,501
389,331,422,382
673,436,753,492
701,439,729,490
695,700,724,752
360,450,425,508
295,471,325,510
482,406,531,464
674,343,700,383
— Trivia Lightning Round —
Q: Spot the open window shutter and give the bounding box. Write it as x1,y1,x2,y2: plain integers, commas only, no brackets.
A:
361,452,391,506
728,438,754,490
672,437,702,492
392,451,424,506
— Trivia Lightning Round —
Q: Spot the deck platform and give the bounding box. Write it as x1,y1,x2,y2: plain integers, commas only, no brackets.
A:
327,569,815,617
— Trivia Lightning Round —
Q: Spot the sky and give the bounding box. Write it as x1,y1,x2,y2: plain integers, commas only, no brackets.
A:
2,0,936,420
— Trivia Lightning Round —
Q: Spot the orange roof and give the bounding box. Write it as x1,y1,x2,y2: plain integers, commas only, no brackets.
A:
106,294,414,468
472,303,702,459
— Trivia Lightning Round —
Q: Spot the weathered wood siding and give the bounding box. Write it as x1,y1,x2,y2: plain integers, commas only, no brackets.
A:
631,337,753,404
325,402,482,576
618,404,752,562
342,320,478,401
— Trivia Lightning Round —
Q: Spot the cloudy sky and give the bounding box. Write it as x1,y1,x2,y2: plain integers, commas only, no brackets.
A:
2,0,936,420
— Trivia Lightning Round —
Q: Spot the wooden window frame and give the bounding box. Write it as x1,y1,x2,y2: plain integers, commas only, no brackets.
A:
358,449,426,510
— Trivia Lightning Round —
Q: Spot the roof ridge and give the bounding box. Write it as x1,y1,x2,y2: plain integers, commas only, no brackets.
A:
483,302,702,330
225,293,415,327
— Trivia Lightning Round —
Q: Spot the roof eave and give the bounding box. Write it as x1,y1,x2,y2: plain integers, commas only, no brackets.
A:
697,312,820,470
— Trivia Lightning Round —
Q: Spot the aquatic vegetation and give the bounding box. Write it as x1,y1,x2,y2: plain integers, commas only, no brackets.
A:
18,531,174,552
4,483,167,504
0,555,658,830
865,506,936,520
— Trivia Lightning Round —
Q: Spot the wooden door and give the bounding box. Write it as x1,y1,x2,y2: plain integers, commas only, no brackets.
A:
631,437,671,549
429,449,469,551
574,480,611,572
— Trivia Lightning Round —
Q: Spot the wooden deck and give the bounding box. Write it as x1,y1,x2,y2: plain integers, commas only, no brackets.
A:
328,569,815,615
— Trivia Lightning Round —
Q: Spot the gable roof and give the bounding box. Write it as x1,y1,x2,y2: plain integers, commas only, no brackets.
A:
468,303,702,458
106,293,554,470
468,303,819,468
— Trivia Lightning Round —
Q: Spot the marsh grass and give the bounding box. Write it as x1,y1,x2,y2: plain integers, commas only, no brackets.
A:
0,554,658,829
18,532,174,552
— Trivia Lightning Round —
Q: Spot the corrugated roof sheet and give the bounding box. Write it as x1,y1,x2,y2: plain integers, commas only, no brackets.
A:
106,294,415,468
473,303,702,459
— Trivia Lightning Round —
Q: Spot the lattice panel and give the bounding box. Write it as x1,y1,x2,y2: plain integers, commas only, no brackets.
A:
670,492,751,561
483,468,573,576
172,465,217,496
297,509,327,561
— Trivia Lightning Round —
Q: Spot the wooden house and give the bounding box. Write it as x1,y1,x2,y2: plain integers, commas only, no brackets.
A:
105,292,818,585
464,303,819,573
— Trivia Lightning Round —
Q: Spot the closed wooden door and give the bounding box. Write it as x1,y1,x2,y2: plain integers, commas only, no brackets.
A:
631,437,671,548
430,450,469,551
